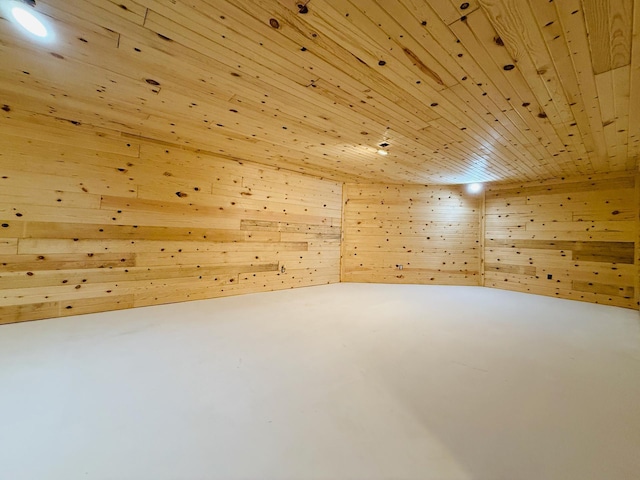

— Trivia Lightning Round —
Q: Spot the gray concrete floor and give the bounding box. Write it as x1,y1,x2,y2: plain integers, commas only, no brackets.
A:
1,284,639,480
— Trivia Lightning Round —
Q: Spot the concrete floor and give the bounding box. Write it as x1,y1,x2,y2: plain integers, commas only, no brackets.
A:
1,284,639,480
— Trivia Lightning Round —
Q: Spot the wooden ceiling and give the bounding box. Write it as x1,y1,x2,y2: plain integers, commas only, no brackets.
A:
0,0,638,184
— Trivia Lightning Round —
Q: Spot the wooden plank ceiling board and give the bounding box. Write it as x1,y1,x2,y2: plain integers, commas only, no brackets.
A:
0,0,637,185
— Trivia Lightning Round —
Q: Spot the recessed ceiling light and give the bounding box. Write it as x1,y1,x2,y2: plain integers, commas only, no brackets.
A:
467,182,483,193
11,4,48,38
377,149,388,156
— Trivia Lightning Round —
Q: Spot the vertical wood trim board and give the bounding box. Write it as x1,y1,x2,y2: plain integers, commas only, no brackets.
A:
0,120,342,325
342,184,482,285
340,183,347,283
484,173,638,309
480,189,486,287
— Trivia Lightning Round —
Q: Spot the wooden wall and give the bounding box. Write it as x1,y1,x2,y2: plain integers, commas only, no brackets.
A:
1,111,636,327
484,173,638,309
342,184,482,285
0,114,342,325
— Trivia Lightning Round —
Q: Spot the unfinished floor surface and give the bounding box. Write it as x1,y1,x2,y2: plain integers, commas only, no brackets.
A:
1,284,639,480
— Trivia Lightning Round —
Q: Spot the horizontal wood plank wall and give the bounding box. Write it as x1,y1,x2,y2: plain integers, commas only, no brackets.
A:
637,175,640,310
342,184,482,285
0,118,342,325
484,173,638,309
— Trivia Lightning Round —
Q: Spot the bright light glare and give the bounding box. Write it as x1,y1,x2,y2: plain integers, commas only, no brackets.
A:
11,6,47,38
377,149,388,156
467,182,483,193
